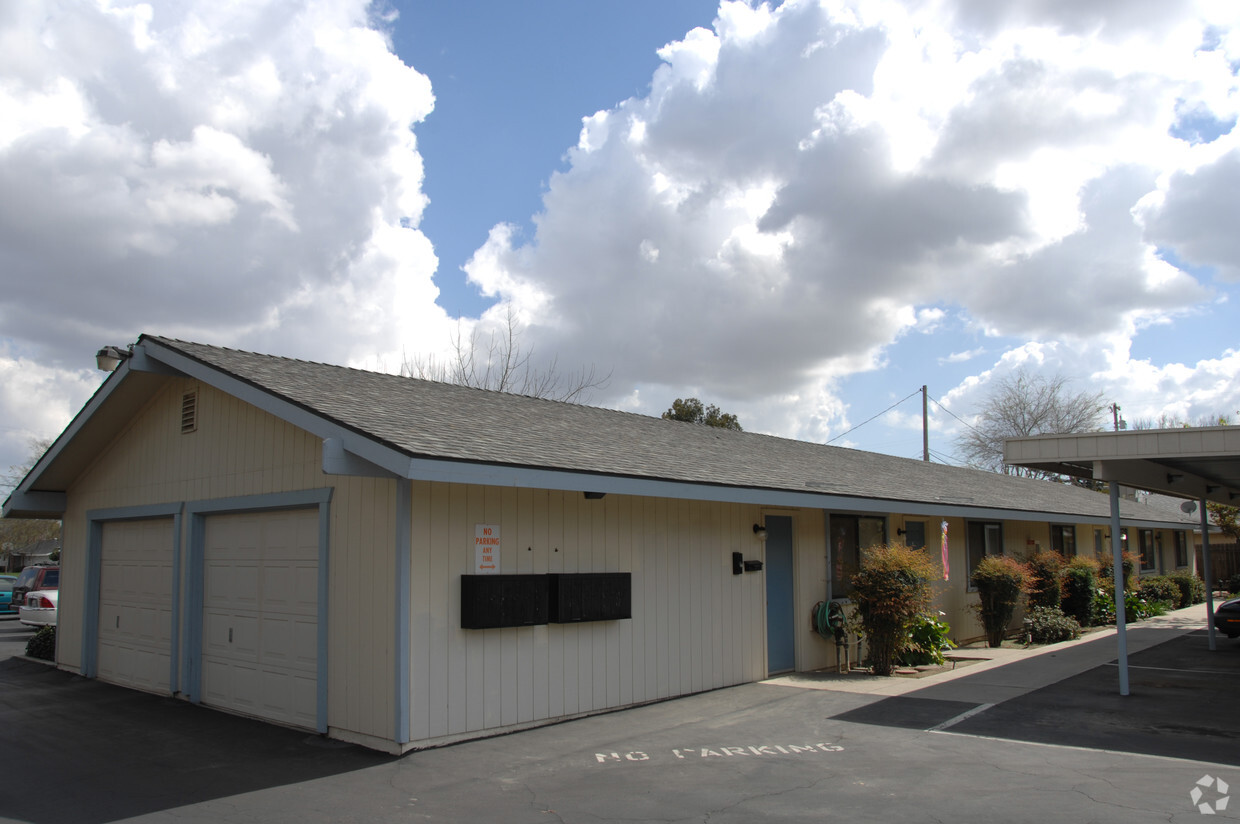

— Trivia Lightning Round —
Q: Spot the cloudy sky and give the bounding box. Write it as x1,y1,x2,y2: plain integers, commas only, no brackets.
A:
2,0,1238,486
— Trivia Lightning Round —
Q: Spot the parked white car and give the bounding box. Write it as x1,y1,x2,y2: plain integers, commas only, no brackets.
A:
18,590,57,627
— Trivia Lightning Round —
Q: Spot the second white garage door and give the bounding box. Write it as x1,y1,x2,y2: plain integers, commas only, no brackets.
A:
202,508,319,729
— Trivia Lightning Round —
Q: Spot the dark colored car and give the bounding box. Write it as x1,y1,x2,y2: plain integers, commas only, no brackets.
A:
11,565,58,611
1214,597,1240,638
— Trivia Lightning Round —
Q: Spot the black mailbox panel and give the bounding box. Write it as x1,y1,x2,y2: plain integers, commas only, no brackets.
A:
461,574,549,629
549,572,631,623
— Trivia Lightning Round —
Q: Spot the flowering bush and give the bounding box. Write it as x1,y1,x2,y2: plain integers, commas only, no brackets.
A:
1024,606,1081,644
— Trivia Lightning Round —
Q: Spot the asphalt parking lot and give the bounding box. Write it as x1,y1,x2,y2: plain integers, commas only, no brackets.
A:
1,609,1237,823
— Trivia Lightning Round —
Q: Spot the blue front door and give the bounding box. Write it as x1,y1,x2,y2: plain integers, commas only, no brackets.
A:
765,515,795,674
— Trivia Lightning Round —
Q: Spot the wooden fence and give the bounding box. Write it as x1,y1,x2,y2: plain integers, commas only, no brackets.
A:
1197,542,1240,589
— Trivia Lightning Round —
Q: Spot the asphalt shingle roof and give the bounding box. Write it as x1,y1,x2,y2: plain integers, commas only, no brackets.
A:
149,335,1194,527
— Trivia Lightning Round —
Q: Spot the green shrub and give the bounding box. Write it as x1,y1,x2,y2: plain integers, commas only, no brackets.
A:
1095,580,1163,623
25,626,56,661
1061,556,1099,626
1027,550,1065,610
899,612,956,666
1167,571,1205,608
972,555,1030,648
1124,591,1166,622
1024,606,1082,644
1227,572,1240,596
1093,584,1116,625
1137,575,1179,607
850,543,940,676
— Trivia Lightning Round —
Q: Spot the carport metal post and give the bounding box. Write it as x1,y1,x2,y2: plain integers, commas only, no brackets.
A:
1201,497,1216,652
1110,484,1129,696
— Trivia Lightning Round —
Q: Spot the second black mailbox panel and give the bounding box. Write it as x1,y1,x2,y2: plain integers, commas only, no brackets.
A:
549,572,631,623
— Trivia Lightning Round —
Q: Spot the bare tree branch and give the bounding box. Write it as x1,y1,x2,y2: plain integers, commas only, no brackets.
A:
1,437,61,561
402,304,611,403
957,369,1107,480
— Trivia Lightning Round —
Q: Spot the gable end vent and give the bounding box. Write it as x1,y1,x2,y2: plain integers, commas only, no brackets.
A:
180,391,198,434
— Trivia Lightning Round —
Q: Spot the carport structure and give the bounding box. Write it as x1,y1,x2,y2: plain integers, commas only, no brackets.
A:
1005,426,1240,693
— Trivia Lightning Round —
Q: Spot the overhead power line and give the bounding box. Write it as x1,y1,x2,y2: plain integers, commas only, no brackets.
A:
824,386,975,468
826,388,922,445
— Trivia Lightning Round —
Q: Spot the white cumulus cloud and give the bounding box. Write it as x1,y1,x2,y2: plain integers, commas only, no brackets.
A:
461,0,1240,441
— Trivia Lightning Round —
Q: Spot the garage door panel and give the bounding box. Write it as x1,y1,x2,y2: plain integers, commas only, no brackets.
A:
99,643,170,693
256,616,318,668
260,669,316,727
259,562,318,614
206,562,259,611
98,520,174,695
113,604,170,646
205,610,259,659
202,508,319,729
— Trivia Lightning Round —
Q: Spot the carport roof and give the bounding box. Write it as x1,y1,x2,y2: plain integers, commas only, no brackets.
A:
1,335,1200,530
1004,429,1240,507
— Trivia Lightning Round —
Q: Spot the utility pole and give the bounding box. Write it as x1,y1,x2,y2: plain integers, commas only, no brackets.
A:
1110,403,1123,432
922,385,930,462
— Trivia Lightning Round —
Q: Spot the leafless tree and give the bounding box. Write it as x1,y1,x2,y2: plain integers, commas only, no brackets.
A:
402,304,610,403
1,437,61,564
957,370,1107,479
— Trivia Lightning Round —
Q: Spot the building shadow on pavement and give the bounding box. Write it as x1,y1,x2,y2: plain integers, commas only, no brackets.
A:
830,629,1240,766
0,658,392,824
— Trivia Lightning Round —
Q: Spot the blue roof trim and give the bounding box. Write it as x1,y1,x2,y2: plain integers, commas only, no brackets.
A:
3,490,67,518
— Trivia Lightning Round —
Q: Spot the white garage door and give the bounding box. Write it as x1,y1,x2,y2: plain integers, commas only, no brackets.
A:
98,519,175,694
202,508,319,729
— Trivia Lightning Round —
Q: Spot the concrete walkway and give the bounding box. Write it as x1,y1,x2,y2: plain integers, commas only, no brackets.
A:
763,602,1212,702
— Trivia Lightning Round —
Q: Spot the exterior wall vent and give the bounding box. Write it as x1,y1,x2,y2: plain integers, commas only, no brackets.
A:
180,391,198,434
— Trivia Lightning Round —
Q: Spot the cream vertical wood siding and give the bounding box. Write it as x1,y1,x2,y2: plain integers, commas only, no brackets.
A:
406,484,793,746
57,379,397,744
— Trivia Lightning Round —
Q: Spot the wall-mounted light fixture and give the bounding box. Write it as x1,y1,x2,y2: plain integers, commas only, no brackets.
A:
95,345,131,372
1166,473,1184,484
753,523,767,541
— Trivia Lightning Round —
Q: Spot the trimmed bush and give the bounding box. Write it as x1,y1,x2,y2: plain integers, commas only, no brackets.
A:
850,543,940,676
1027,550,1066,610
1167,571,1205,608
26,626,56,661
1024,606,1082,644
1061,556,1099,627
1228,573,1240,596
972,555,1030,648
